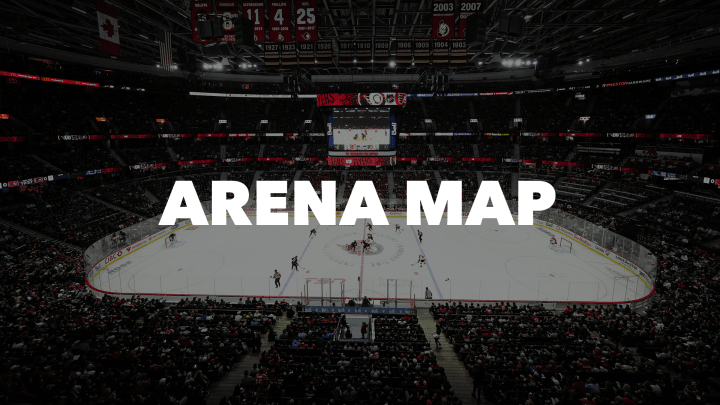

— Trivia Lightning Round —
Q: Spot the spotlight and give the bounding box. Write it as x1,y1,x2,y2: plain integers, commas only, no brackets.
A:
586,58,590,62
203,63,210,69
389,61,396,67
514,59,521,66
501,60,507,66
578,61,583,65
477,61,483,66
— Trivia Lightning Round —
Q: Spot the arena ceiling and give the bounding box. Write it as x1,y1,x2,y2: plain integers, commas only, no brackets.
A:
1,0,720,76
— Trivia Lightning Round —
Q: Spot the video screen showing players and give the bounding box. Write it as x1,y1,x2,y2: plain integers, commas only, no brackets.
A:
330,108,392,152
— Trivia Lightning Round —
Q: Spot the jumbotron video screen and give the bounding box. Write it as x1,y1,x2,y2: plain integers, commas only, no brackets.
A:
328,108,396,156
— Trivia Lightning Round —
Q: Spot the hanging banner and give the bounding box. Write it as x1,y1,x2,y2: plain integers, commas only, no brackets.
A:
374,39,390,65
458,1,483,38
316,39,333,66
242,1,266,42
450,39,467,67
215,1,239,42
268,1,292,42
431,0,456,39
264,43,280,69
414,39,431,65
294,0,318,42
396,38,413,67
432,39,450,66
191,1,214,43
281,42,297,67
298,42,315,67
355,39,373,67
339,40,355,65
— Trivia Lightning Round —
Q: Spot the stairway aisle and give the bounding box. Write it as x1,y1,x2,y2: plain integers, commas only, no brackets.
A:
206,316,291,404
416,311,487,404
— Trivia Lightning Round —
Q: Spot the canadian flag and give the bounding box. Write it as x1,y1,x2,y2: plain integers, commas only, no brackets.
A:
96,0,120,56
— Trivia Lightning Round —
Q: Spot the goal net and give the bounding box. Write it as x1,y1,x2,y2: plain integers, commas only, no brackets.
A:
550,237,572,253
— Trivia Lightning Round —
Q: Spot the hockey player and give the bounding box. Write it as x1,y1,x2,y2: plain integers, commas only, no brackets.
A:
395,224,400,233
366,223,373,232
168,233,176,244
417,255,426,268
366,233,374,243
349,240,358,252
291,256,299,271
550,236,557,246
309,228,317,237
417,230,423,243
362,240,371,252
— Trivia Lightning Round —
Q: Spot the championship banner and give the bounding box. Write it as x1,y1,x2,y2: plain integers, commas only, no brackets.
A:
355,39,373,67
413,39,431,65
339,40,355,65
264,43,280,69
317,93,407,106
191,1,214,43
216,1,239,42
294,0,318,42
298,42,315,67
432,39,450,66
268,1,292,42
242,1,266,42
316,39,333,66
431,0,455,39
280,42,297,67
374,39,390,65
458,1,482,38
450,39,467,67
328,157,392,166
396,39,413,67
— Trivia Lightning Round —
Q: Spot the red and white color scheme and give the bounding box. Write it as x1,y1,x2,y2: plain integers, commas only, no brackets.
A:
191,1,214,43
317,93,407,107
458,1,483,38
295,0,318,42
165,235,176,248
550,237,573,253
431,0,456,39
216,1,240,42
268,1,292,42
96,0,120,56
242,1,266,42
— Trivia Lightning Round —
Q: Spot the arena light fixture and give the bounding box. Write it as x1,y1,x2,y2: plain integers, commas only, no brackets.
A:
514,59,522,66
578,61,583,65
389,61,396,67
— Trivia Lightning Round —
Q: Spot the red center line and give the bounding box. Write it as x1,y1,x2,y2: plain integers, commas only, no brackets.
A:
359,219,367,297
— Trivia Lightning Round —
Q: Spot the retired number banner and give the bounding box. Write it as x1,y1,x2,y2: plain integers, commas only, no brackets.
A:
432,0,456,39
242,1,265,42
268,1,291,42
191,1,214,43
215,1,239,42
295,0,318,42
458,1,483,38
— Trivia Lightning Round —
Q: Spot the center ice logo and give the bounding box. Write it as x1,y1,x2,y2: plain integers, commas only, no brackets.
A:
338,239,385,256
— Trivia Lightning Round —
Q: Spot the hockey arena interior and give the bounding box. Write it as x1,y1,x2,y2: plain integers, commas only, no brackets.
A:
1,0,720,404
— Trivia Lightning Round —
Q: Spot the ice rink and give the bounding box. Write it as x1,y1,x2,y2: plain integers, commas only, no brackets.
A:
95,214,652,303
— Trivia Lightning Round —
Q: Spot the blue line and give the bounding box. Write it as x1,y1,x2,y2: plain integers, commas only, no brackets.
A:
410,225,443,300
279,225,317,296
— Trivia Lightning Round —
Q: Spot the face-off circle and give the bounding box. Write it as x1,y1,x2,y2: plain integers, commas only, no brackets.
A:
322,233,404,268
